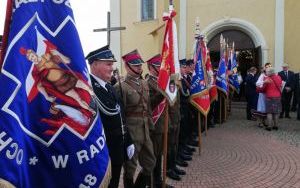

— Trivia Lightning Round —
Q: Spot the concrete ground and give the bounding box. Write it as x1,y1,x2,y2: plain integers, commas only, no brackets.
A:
119,106,300,187
168,107,300,188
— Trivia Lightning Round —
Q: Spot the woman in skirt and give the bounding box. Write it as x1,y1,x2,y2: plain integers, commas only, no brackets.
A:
263,67,283,131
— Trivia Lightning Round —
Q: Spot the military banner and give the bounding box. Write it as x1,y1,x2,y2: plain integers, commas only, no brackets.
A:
216,35,228,95
216,56,228,95
157,5,180,106
228,44,240,93
190,37,210,115
0,1,110,187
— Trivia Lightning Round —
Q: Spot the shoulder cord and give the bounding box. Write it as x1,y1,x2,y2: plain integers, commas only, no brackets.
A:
92,95,120,116
93,95,126,135
181,78,190,97
181,87,190,97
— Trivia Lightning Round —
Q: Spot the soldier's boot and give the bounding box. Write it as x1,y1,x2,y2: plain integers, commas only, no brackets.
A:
123,177,134,188
134,173,151,188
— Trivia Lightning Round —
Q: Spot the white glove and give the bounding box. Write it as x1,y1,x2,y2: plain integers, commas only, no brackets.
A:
127,144,135,160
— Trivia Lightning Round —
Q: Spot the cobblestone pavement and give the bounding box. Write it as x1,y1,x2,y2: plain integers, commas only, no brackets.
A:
119,108,300,187
168,108,300,188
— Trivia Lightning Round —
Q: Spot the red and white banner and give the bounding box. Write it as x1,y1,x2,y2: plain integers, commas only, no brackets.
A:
157,5,180,106
206,50,218,102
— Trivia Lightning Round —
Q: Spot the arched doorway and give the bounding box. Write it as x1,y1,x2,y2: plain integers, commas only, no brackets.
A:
201,18,268,100
207,29,258,69
207,30,258,101
201,18,268,66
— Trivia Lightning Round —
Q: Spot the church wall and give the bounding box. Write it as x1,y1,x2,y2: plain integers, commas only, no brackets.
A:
186,0,276,65
119,0,179,75
284,0,300,71
120,0,180,73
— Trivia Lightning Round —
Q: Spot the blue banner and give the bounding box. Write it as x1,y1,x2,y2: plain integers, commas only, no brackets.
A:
216,57,228,95
190,38,210,115
0,1,110,187
228,51,240,93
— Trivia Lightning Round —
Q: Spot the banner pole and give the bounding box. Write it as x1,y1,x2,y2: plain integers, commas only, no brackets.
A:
0,0,13,68
198,112,202,155
225,94,227,121
219,92,222,126
162,105,169,188
205,115,208,136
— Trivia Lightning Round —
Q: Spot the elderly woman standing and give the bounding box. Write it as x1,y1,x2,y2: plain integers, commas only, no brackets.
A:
263,67,283,131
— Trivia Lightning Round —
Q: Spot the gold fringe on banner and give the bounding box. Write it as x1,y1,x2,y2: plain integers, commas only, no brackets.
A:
0,179,16,188
98,160,112,188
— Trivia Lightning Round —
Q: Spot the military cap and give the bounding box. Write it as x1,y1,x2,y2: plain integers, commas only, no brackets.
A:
179,58,187,67
186,59,194,66
146,54,162,67
85,45,116,64
122,49,144,65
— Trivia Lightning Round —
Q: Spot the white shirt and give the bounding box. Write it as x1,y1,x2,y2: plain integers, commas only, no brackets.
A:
256,73,266,88
91,74,107,91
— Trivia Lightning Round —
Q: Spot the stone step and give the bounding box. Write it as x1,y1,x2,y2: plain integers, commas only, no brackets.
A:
230,101,247,109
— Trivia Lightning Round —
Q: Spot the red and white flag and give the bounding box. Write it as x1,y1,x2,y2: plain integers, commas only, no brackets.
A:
206,49,218,102
157,5,180,106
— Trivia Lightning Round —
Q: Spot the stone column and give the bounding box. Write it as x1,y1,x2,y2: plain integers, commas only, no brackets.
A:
274,0,285,72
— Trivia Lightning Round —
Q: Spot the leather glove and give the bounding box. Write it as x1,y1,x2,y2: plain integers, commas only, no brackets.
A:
127,144,135,160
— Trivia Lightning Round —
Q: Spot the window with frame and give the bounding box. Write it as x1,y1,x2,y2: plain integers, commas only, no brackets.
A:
141,0,154,21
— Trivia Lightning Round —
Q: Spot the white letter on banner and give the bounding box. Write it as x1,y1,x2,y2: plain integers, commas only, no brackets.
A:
77,150,89,164
6,143,18,159
90,144,100,159
52,155,69,168
52,0,64,4
0,132,13,152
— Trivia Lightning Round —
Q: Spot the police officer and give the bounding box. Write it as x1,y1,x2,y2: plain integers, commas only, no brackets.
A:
178,59,193,162
185,59,200,146
86,45,135,188
115,49,156,188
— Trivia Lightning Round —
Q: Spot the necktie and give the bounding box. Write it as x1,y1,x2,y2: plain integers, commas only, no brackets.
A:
105,83,112,93
105,83,117,101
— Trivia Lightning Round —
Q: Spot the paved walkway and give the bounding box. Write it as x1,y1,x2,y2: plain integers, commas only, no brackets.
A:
119,108,300,187
168,108,300,188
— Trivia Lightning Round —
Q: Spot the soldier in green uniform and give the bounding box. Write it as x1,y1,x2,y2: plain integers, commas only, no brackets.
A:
167,88,184,181
115,50,156,188
146,54,174,188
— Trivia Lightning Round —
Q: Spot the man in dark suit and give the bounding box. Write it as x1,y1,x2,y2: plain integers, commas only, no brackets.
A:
245,67,258,120
278,63,295,118
86,45,134,188
294,71,300,120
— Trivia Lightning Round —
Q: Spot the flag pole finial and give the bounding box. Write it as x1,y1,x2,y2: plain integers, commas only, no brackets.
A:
169,0,174,11
195,17,201,37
